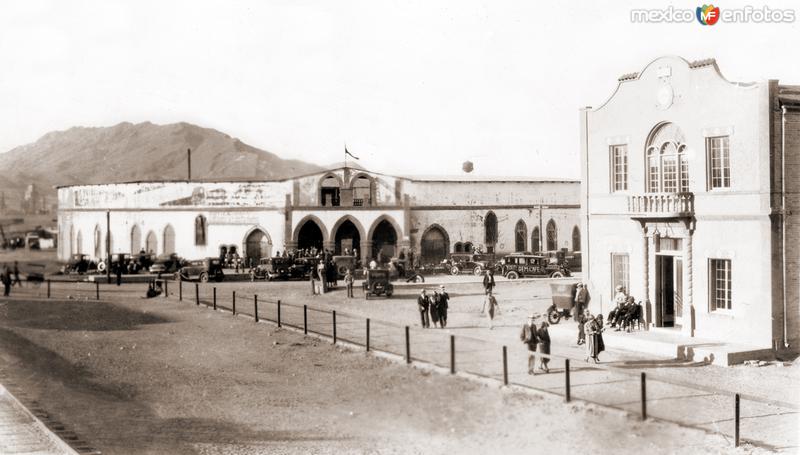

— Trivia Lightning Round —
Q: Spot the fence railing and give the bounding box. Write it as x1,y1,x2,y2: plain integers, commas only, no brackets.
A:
8,278,797,450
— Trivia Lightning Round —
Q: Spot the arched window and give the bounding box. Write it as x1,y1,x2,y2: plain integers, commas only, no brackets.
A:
76,230,83,255
484,212,498,249
69,225,75,255
454,242,463,253
531,227,540,253
546,219,558,251
351,175,372,206
514,220,527,252
131,225,141,253
464,242,473,253
646,123,689,193
195,215,207,246
145,231,157,254
163,225,176,254
320,175,341,207
572,226,581,252
94,225,102,258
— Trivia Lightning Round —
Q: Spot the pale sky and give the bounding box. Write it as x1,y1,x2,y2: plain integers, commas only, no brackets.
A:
1,0,798,178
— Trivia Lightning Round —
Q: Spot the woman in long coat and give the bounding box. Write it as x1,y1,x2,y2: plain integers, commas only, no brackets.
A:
536,321,551,373
584,311,598,362
430,291,441,328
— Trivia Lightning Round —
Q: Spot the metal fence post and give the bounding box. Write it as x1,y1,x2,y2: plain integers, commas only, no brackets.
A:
179,280,182,301
303,305,308,334
366,318,370,351
405,326,410,364
254,295,259,322
232,291,236,315
277,300,281,327
47,280,51,298
735,393,740,447
195,283,199,306
565,359,571,402
641,372,647,420
95,281,100,300
502,346,509,385
213,287,217,310
163,279,168,297
332,311,337,344
450,335,455,374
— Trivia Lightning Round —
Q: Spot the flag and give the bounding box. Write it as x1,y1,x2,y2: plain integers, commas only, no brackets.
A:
345,146,360,160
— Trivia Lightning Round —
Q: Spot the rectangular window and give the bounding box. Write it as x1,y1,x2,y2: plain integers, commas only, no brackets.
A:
662,156,677,193
610,145,628,192
648,156,659,192
707,136,731,189
679,154,690,192
709,259,732,311
611,253,630,298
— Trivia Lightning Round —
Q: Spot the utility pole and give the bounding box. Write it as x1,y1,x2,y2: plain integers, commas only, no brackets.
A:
187,148,192,181
106,210,111,282
539,204,543,252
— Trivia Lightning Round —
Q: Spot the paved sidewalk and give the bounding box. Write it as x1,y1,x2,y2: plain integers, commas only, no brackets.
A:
0,385,76,455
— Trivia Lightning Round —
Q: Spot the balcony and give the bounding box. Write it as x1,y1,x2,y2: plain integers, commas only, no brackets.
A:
627,192,694,218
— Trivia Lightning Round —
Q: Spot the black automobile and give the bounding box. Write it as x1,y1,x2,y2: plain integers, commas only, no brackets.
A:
498,253,570,279
177,258,225,282
363,269,393,299
61,254,97,275
149,253,185,274
251,256,319,281
444,253,495,276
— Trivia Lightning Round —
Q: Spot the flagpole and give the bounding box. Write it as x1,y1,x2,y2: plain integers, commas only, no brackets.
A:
344,142,347,168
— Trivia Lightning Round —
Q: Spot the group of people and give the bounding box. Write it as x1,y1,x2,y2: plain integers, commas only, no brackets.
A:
606,285,642,332
571,283,606,362
1,262,22,296
416,286,450,328
519,314,551,374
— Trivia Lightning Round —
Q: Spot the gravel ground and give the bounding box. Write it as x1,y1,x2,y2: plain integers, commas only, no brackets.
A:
0,292,780,455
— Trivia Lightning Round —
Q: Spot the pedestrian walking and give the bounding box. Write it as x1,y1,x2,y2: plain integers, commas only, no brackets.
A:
12,261,22,287
316,261,327,294
344,269,354,298
537,321,551,373
576,309,586,346
2,266,11,297
430,291,441,328
584,312,604,363
417,289,430,328
519,314,539,374
481,289,499,329
482,269,495,295
438,285,449,328
573,282,589,318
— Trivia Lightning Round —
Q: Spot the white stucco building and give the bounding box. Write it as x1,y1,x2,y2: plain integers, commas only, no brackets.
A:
581,56,800,352
57,165,580,269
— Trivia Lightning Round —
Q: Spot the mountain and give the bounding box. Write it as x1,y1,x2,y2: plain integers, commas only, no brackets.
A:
0,121,324,212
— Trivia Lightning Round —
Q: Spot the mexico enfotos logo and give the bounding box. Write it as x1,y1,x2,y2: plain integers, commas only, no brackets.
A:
631,4,795,24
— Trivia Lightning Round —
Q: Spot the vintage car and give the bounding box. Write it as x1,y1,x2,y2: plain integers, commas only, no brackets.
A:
252,256,320,281
443,253,495,276
332,255,359,278
60,253,97,275
149,253,185,274
97,253,133,274
177,258,225,282
363,269,393,299
386,259,425,283
498,253,571,279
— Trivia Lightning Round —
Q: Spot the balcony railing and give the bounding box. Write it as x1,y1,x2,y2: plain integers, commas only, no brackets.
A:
627,192,694,217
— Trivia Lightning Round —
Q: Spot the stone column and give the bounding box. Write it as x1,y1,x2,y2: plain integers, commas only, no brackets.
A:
684,227,695,337
642,224,651,330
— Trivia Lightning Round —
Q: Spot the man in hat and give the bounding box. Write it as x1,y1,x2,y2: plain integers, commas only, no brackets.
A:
483,269,496,295
438,285,450,328
574,282,589,318
481,289,499,329
608,284,627,327
519,313,539,374
417,289,431,328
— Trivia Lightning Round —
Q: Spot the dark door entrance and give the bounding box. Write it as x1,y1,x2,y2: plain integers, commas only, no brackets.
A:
334,220,360,255
657,255,675,327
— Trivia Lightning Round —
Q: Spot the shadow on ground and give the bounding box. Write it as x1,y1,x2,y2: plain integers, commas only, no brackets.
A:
0,300,170,331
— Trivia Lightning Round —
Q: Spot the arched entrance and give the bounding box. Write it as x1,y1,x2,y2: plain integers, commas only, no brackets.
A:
334,219,361,255
145,231,157,254
297,219,324,251
245,229,272,264
163,225,176,254
76,231,83,255
371,219,397,261
131,225,141,253
421,225,449,265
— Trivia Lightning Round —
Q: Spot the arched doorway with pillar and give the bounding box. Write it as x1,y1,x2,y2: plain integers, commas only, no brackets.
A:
331,216,364,255
294,216,327,252
368,216,401,263
244,228,272,265
420,224,449,265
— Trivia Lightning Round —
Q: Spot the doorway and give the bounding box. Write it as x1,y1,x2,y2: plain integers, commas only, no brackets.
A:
656,255,683,328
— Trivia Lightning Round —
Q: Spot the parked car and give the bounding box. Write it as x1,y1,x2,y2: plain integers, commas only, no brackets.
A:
443,253,495,276
60,253,97,275
362,269,393,299
332,255,358,278
177,258,225,282
98,253,133,274
498,253,571,279
149,253,185,274
251,256,320,281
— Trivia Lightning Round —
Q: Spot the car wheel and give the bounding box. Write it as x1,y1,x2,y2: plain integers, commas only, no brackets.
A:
414,274,425,283
199,272,209,283
507,271,519,280
473,266,483,276
97,261,106,272
450,266,460,276
550,271,564,278
547,309,561,325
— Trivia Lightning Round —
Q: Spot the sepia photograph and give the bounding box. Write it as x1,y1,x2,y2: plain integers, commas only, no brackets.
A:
0,1,798,454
